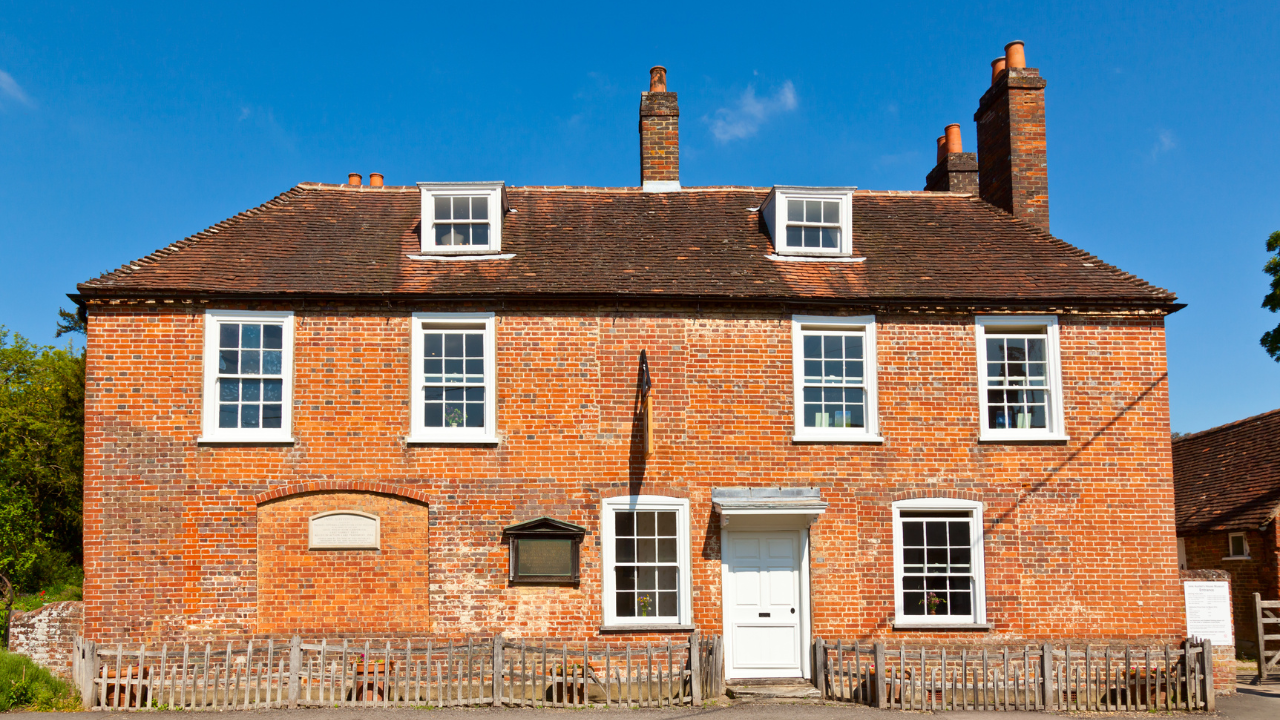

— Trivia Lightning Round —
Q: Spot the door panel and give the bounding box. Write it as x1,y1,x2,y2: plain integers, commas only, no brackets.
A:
725,530,802,678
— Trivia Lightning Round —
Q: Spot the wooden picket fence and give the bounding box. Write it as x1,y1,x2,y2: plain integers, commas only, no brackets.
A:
73,632,723,711
815,638,1215,712
1255,593,1279,681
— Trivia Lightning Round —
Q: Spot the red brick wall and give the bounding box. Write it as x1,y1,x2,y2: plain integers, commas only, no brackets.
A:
83,302,1184,646
1182,526,1280,656
975,67,1050,233
639,92,679,184
257,491,430,636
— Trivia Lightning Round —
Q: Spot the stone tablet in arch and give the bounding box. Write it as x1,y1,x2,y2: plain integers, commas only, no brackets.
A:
308,510,381,550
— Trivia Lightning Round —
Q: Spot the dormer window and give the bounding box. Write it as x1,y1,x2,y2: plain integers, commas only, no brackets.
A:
762,186,856,257
418,182,505,254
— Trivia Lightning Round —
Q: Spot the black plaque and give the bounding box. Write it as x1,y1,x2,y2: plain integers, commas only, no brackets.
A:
504,517,586,584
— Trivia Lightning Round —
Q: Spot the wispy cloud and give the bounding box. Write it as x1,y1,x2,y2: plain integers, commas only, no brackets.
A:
707,81,797,143
1149,129,1176,160
0,70,34,109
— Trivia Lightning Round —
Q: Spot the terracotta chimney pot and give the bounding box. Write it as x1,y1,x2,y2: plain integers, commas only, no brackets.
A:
945,123,963,154
649,66,667,93
369,172,384,187
348,173,362,187
936,136,947,164
1004,41,1026,69
991,57,1007,84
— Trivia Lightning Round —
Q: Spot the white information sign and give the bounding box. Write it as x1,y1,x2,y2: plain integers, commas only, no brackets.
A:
309,512,380,550
1184,581,1233,647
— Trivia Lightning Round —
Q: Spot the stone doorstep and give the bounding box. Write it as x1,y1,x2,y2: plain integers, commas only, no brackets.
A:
726,680,821,700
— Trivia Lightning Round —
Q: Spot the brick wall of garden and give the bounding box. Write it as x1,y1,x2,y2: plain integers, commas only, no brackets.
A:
9,601,83,680
82,301,1185,647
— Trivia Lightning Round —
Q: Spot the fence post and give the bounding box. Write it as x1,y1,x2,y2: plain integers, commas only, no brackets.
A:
1202,638,1214,712
79,638,97,709
491,633,503,707
1257,593,1268,682
288,635,300,709
874,642,886,709
690,631,702,706
1041,642,1054,709
814,637,825,698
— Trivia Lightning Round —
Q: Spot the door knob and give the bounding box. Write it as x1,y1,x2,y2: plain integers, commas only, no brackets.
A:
791,608,796,614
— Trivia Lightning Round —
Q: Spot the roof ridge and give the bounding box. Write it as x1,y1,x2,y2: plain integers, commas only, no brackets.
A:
82,185,309,287
298,182,419,191
1173,406,1280,445
960,196,1178,302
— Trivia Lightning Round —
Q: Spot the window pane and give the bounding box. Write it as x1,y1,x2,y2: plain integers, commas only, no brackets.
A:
263,379,283,402
425,334,443,357
465,403,484,427
1028,338,1045,361
823,335,843,359
656,511,676,536
472,223,489,246
219,404,238,428
657,538,677,562
637,511,655,536
616,511,634,537
903,593,925,615
241,350,260,374
220,324,239,348
616,566,635,590
787,199,803,222
803,404,820,427
263,324,283,349
823,200,839,223
803,226,820,247
240,405,260,428
803,335,821,359
616,591,634,617
786,226,802,247
845,336,863,359
219,379,239,402
445,334,463,357
903,521,923,546
988,406,1005,429
434,196,451,220
219,350,238,374
658,591,677,617
636,567,656,590
262,404,282,428
464,333,483,357
925,521,946,546
262,351,282,375
986,338,1005,361
821,227,839,248
465,386,484,402
1007,338,1026,361
637,538,656,563
452,196,470,220
424,403,443,427
805,200,821,222
241,379,261,401
615,538,635,563
471,196,488,220
657,566,677,590
435,224,454,245
804,360,821,379
241,324,261,349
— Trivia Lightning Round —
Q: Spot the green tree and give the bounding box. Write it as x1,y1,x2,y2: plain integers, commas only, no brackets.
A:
1262,230,1280,361
0,328,84,591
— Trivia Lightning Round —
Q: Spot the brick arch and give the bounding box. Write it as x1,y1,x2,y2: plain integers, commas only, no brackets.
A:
254,481,429,506
888,488,985,505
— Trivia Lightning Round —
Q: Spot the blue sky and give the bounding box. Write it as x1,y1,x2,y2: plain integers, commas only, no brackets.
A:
1,1,1277,434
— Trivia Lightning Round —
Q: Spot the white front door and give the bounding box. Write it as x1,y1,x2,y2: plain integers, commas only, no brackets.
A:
724,530,803,678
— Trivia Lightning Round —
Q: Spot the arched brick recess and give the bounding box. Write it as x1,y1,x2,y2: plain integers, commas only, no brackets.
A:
256,490,431,635
255,480,429,506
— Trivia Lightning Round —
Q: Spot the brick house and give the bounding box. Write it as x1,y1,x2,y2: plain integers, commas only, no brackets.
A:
74,45,1189,682
1174,409,1280,657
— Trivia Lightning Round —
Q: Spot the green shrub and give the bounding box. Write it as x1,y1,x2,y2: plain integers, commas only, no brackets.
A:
0,651,78,711
12,566,83,613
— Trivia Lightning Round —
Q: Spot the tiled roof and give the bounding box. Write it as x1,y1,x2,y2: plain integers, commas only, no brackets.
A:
77,183,1176,306
1173,408,1280,534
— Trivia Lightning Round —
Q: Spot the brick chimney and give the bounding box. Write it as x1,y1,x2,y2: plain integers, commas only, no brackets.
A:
924,123,978,193
974,40,1049,233
639,66,680,192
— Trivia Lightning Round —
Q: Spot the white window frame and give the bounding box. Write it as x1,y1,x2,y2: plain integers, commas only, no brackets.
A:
1226,532,1250,559
791,315,880,443
892,497,987,627
975,315,1067,442
199,309,295,443
601,495,693,628
762,186,855,257
417,182,505,255
407,312,498,444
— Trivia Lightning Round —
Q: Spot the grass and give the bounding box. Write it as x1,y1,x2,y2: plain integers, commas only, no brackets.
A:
0,651,79,711
12,569,83,613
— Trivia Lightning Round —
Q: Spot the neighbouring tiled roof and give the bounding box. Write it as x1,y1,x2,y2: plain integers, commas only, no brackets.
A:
77,183,1176,306
1173,408,1280,534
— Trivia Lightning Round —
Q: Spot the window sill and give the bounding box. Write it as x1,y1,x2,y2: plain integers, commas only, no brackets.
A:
792,433,883,444
1222,555,1252,561
197,436,295,446
407,252,514,261
978,432,1069,443
892,623,993,632
599,624,695,633
405,434,499,445
768,253,866,263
